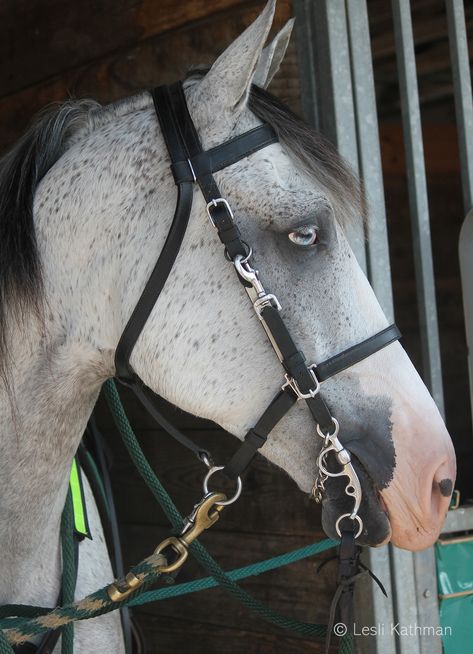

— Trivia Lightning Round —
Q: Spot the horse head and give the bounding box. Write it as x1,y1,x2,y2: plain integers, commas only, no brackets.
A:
6,1,455,552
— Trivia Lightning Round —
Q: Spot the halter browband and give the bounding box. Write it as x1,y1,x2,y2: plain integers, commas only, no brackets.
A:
114,81,400,534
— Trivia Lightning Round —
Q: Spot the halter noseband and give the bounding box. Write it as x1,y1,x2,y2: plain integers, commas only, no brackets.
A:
114,81,401,539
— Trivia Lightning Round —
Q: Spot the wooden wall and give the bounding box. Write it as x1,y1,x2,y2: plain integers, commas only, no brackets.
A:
1,1,472,652
0,0,298,151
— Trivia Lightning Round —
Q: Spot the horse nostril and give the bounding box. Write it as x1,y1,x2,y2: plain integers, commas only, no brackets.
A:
437,478,453,498
431,462,454,520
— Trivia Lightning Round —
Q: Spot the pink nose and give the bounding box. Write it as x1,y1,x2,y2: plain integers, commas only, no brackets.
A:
388,454,456,551
413,460,454,549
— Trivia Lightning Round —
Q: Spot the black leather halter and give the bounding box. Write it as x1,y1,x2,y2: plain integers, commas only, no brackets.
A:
114,81,400,488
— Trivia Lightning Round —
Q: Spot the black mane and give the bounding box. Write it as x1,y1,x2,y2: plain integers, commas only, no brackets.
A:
248,84,363,226
0,100,97,386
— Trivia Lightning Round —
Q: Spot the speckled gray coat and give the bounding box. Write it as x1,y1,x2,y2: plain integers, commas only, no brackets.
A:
0,2,455,651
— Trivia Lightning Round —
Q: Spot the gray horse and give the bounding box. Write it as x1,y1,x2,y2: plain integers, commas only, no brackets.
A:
0,1,455,651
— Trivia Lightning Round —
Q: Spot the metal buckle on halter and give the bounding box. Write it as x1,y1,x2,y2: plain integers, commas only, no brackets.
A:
254,293,282,317
282,364,320,400
206,198,234,227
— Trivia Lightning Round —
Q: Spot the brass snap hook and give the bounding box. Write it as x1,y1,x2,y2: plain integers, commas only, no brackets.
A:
154,492,227,573
107,552,168,602
107,492,227,602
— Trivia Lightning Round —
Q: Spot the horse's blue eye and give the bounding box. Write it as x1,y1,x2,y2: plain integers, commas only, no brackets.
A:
288,225,318,247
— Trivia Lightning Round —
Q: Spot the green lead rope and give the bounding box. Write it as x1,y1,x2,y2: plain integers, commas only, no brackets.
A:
60,491,76,654
0,541,341,650
0,379,353,654
128,539,338,605
102,379,352,652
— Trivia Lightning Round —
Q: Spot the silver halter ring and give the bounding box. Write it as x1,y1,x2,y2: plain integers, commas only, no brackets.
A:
316,417,339,440
335,513,363,539
203,466,243,506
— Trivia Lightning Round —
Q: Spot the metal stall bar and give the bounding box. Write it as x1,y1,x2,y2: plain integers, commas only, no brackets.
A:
448,2,473,529
294,2,396,652
391,0,445,417
293,0,319,130
303,0,367,272
346,1,394,324
410,546,442,654
345,4,396,654
446,0,473,214
391,2,445,652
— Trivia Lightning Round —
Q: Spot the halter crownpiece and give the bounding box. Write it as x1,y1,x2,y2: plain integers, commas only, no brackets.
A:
114,81,401,540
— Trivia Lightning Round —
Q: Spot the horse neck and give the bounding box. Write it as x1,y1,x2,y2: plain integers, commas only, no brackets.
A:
0,305,104,604
0,103,174,603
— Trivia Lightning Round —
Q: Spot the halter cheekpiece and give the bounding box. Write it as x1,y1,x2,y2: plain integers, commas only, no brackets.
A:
114,81,401,540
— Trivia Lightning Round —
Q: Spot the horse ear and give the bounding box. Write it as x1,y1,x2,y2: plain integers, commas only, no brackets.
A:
192,0,276,131
253,19,294,89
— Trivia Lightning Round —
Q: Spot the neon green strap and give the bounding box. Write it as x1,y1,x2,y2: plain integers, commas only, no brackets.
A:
69,457,91,540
